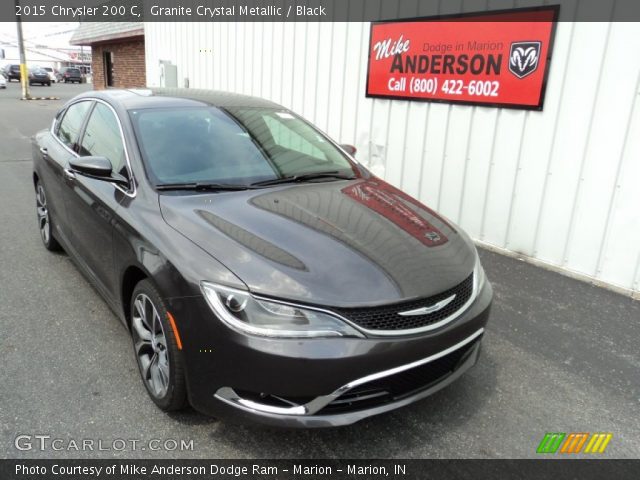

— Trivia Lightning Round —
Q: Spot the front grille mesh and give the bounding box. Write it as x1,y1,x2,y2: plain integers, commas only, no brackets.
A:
334,273,474,332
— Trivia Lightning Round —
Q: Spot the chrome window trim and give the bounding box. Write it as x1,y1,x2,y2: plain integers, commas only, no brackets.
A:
50,97,137,198
215,327,484,416
50,99,91,156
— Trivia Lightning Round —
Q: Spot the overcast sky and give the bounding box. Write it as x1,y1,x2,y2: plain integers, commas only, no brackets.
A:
0,21,78,48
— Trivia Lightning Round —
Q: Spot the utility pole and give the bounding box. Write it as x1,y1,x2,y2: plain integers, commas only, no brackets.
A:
15,0,30,99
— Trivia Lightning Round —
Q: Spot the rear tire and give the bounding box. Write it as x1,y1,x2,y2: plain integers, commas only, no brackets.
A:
130,279,187,411
35,181,62,252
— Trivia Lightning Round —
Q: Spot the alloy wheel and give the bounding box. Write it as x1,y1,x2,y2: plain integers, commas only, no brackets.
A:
36,184,50,244
132,293,170,398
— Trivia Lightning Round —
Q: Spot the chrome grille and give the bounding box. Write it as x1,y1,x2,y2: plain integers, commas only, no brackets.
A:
334,273,474,332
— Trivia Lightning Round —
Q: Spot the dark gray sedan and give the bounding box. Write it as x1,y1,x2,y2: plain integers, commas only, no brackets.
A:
31,88,492,427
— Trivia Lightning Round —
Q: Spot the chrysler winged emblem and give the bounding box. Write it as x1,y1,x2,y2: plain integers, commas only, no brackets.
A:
509,41,542,79
398,294,456,316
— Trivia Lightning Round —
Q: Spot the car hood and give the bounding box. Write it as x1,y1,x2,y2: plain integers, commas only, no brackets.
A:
159,178,476,307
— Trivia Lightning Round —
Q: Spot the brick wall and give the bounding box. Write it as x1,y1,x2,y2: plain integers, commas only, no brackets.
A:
91,36,146,90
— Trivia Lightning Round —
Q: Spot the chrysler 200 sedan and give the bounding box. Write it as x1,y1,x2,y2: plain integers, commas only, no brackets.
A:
32,88,492,427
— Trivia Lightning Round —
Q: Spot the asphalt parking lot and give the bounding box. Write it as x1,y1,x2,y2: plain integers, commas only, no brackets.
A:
0,80,638,459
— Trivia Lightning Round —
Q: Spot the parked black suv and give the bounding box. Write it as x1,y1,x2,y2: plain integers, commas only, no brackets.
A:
4,64,21,82
60,67,82,83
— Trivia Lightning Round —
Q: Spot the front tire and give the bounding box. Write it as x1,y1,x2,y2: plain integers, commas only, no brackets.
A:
130,279,187,411
35,181,62,251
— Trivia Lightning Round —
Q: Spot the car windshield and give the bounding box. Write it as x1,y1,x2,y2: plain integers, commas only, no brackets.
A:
130,106,360,186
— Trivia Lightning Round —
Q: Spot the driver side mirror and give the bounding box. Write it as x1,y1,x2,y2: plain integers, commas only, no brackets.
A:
340,144,357,157
69,156,129,187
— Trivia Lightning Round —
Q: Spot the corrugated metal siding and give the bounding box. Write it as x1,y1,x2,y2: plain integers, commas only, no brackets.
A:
144,20,640,295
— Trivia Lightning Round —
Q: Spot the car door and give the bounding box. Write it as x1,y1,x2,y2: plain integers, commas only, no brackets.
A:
61,101,133,302
37,100,93,244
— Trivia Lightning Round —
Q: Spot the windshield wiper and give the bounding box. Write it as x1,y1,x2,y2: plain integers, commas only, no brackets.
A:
155,182,254,192
251,171,356,187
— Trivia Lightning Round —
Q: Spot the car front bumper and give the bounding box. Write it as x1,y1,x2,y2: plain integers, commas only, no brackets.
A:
166,280,492,427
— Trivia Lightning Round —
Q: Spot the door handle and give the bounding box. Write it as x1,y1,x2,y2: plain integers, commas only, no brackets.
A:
39,147,48,158
63,168,76,180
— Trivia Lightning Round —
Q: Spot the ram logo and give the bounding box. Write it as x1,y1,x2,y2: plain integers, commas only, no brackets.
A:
509,41,542,79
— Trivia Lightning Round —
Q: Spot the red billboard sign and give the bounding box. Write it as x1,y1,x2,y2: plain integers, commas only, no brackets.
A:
366,6,559,110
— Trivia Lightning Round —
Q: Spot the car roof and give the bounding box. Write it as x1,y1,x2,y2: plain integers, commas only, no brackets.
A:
72,88,284,111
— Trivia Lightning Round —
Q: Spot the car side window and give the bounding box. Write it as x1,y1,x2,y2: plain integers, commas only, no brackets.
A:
78,103,127,177
56,101,91,150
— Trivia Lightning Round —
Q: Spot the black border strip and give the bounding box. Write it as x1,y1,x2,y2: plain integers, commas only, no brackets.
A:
365,5,561,111
2,459,640,480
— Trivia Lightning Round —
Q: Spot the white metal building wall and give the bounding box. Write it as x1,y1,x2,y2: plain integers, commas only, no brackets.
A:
144,20,640,296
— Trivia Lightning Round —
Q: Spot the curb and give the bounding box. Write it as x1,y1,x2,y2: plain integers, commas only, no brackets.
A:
20,97,60,101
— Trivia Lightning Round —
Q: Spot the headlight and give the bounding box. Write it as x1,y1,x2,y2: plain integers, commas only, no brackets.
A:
473,250,486,293
200,282,364,338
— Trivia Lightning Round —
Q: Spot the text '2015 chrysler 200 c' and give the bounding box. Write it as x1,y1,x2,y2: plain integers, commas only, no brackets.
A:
32,89,492,427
